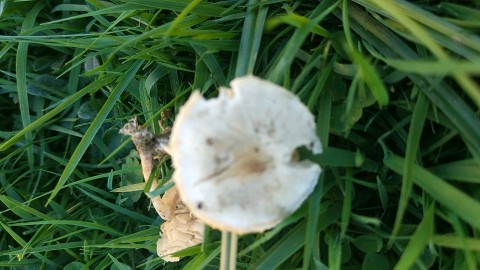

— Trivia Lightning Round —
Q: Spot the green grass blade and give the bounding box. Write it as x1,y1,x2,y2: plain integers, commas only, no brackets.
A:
345,3,480,159
343,1,388,107
165,0,202,37
327,230,342,270
394,203,435,270
182,245,221,270
247,221,306,270
235,0,268,77
0,195,51,220
389,92,429,245
249,202,343,270
365,0,480,108
303,90,332,269
0,75,115,152
267,0,338,83
340,169,353,240
117,0,227,16
77,188,154,224
376,59,480,75
431,159,480,183
46,61,143,206
384,154,480,230
192,44,226,86
432,235,480,251
11,220,123,237
0,221,54,264
303,175,324,270
307,57,334,111
15,2,45,169
266,13,329,37
350,51,389,107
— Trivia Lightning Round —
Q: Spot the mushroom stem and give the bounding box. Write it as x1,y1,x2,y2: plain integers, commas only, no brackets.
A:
220,231,238,270
120,118,166,217
138,151,163,216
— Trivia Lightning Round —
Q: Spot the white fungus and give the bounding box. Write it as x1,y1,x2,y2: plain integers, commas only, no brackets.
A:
156,185,204,262
168,75,322,234
120,119,204,262
120,118,167,217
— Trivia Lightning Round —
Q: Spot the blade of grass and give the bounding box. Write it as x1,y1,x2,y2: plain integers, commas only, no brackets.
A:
46,60,143,206
432,235,480,251
389,92,430,246
77,188,154,224
343,3,480,159
384,154,480,230
235,0,269,77
365,0,480,108
0,195,51,220
118,0,227,16
448,213,476,269
0,241,92,257
267,0,338,83
182,244,221,270
372,58,480,75
266,13,329,37
307,56,334,111
373,0,480,54
0,221,55,264
192,44,226,86
11,220,123,237
248,202,344,270
342,0,389,107
303,90,331,269
106,227,159,244
327,230,342,270
394,203,435,270
340,168,353,240
431,159,480,183
0,75,115,152
15,2,45,169
165,0,202,37
303,175,324,270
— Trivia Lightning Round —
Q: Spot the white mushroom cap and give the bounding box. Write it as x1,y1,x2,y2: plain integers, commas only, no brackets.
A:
168,75,322,234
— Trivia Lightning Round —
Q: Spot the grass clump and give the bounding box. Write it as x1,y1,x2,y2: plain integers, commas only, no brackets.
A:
1,0,480,269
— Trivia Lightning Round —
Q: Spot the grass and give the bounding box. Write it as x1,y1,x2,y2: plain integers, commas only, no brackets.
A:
1,0,480,269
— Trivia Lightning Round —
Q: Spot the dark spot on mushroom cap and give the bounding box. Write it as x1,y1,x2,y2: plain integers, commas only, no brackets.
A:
253,146,260,153
214,153,229,165
197,202,203,209
309,141,314,148
206,137,214,146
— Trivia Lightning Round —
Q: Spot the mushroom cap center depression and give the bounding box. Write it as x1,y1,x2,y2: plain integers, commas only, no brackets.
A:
200,143,272,184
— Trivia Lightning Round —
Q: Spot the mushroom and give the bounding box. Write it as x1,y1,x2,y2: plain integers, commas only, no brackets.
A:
168,75,322,234
120,119,204,262
156,185,204,262
119,118,169,218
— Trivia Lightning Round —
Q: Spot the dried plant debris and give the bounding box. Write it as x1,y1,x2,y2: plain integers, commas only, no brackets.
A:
169,75,322,234
120,118,204,262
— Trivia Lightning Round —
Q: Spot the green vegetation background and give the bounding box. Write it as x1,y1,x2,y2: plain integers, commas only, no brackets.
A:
1,0,480,269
